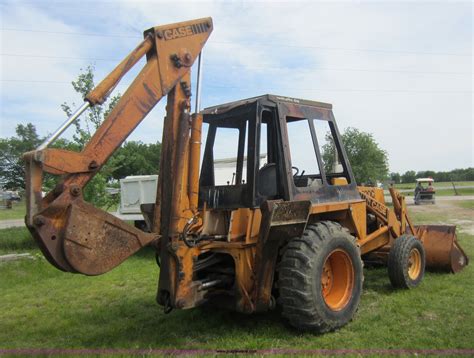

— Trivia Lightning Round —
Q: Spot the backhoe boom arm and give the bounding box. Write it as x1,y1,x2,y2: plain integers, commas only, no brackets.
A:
23,18,213,275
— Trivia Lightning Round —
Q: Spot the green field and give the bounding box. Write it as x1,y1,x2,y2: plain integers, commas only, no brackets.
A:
456,200,474,210
403,187,474,197
393,181,474,190
0,200,25,220
392,181,474,197
0,200,118,221
0,206,473,352
0,227,36,254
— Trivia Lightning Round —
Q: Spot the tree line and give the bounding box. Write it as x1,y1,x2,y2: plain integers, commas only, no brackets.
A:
390,168,474,184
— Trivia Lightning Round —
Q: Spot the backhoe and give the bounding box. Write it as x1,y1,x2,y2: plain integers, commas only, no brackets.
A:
23,17,468,332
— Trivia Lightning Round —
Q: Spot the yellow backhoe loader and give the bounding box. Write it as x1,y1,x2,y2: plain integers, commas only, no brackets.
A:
23,17,468,332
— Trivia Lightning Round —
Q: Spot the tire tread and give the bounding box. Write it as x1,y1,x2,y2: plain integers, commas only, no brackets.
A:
278,221,363,332
388,235,425,289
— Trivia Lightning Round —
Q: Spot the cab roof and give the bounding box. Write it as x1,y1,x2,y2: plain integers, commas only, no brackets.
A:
201,94,332,116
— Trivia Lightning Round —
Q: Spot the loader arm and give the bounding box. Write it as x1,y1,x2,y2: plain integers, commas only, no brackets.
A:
23,18,213,275
358,186,468,273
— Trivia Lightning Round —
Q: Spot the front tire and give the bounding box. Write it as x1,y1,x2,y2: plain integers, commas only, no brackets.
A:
278,221,363,332
388,235,425,289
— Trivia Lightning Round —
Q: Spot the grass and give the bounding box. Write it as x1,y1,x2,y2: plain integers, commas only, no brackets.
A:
456,200,474,210
0,200,118,221
0,227,37,254
0,200,25,220
402,187,474,197
393,181,474,190
0,208,473,351
435,187,474,196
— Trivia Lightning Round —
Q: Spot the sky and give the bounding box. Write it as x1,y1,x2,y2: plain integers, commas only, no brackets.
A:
0,0,472,174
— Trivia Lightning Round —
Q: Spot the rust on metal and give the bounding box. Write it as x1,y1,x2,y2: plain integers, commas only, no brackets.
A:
253,200,311,312
63,200,157,275
23,17,213,276
23,17,469,325
415,225,469,273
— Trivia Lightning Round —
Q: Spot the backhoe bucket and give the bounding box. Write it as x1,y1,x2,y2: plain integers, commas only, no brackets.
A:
415,225,469,273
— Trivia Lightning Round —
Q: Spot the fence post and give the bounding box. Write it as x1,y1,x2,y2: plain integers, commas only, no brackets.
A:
451,182,459,196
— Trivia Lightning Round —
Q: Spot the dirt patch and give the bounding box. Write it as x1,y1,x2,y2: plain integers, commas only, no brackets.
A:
451,219,474,236
408,200,474,235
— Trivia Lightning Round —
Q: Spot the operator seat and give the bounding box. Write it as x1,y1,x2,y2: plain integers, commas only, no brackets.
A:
257,163,278,198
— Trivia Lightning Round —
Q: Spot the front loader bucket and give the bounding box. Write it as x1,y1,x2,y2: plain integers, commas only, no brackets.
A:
415,225,469,273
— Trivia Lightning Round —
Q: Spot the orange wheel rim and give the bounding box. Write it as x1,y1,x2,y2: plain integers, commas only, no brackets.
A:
408,248,422,280
321,249,354,311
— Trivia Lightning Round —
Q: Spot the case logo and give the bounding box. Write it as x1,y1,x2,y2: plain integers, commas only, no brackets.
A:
163,22,208,40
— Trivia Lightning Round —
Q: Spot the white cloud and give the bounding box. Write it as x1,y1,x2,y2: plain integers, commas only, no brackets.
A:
0,3,102,138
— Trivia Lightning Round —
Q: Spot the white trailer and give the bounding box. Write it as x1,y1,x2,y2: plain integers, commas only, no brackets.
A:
115,175,158,229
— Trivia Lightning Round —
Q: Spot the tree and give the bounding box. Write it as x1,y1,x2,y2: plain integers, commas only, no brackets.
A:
0,123,42,190
401,170,416,184
390,172,401,184
61,65,120,149
416,170,436,180
109,141,161,180
322,127,389,184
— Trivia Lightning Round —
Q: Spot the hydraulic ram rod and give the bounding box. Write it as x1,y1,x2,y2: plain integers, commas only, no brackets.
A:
37,102,90,150
195,50,204,113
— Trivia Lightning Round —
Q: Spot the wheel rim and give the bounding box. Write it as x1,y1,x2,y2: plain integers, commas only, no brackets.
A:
321,249,354,311
408,248,422,280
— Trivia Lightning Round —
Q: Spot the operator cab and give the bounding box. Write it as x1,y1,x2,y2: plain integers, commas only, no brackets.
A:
199,94,359,209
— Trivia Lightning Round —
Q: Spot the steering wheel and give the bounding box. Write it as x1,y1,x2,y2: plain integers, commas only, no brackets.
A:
292,166,299,177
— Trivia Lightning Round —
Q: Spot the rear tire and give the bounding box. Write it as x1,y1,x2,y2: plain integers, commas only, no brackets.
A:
388,235,425,289
278,221,363,332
